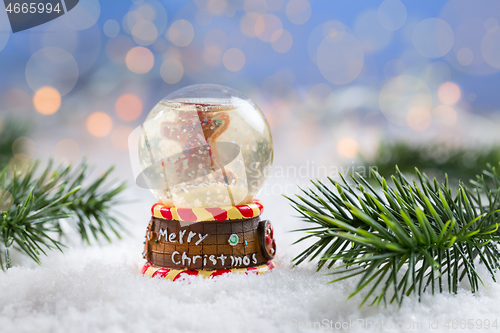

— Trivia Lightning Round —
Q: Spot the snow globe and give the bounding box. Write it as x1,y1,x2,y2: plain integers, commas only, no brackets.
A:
134,84,275,280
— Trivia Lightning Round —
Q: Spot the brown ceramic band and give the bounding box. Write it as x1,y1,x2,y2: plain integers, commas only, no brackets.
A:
143,216,276,270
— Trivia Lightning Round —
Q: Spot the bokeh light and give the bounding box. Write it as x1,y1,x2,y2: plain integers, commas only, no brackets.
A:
33,86,61,115
438,82,461,105
0,190,13,212
286,0,312,25
115,94,143,121
132,20,158,46
103,19,120,38
412,18,454,58
0,9,9,53
271,29,293,53
25,47,79,96
160,58,184,84
337,137,359,158
240,12,260,37
406,106,431,131
168,20,195,47
377,0,407,31
433,105,457,127
223,48,245,71
54,139,80,166
255,14,283,43
12,136,36,161
317,33,364,84
440,0,500,75
206,0,227,15
35,20,78,54
307,20,346,64
86,112,113,137
481,29,500,69
126,47,154,74
379,75,432,126
61,0,101,30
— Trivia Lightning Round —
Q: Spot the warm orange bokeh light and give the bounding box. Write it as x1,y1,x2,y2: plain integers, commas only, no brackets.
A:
86,112,113,137
438,82,461,105
125,47,154,74
407,106,431,131
115,94,143,121
337,137,359,158
33,86,61,115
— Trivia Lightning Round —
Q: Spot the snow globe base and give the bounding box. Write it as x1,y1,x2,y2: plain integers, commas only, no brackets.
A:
141,200,276,280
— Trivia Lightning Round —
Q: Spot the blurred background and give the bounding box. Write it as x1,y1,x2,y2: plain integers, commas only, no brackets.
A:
1,0,500,201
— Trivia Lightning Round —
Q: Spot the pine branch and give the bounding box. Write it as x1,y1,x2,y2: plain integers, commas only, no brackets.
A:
286,165,500,307
0,159,127,270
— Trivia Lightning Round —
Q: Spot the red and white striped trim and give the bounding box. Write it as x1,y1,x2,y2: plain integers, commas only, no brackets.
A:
142,261,275,280
151,200,264,222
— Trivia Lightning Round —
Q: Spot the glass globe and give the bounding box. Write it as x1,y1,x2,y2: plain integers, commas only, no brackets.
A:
137,84,273,208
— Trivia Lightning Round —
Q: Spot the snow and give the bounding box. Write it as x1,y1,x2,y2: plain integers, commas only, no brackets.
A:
1,155,500,333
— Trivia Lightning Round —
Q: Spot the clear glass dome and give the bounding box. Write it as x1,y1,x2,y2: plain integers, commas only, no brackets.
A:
137,84,273,208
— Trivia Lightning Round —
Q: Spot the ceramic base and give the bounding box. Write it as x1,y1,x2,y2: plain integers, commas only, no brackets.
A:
141,260,275,281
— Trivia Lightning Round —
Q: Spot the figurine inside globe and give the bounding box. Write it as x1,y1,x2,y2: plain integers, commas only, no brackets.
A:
137,84,273,209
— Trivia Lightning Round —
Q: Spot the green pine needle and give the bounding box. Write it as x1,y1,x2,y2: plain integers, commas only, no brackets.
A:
286,165,500,307
0,159,127,270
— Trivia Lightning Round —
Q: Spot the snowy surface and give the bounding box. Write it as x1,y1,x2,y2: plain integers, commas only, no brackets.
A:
1,153,500,333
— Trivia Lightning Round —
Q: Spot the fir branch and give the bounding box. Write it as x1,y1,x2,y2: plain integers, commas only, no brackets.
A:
0,159,127,270
287,165,500,307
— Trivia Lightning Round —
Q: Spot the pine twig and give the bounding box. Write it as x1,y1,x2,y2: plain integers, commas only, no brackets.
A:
0,159,127,270
286,165,500,307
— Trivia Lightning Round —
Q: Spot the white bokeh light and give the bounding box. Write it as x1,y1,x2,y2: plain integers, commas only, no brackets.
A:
25,47,79,96
61,0,101,30
286,0,311,25
481,29,500,69
160,58,184,84
103,19,120,38
456,47,474,66
412,18,454,58
317,32,364,85
377,0,407,31
132,20,158,46
308,20,346,64
0,2,10,52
